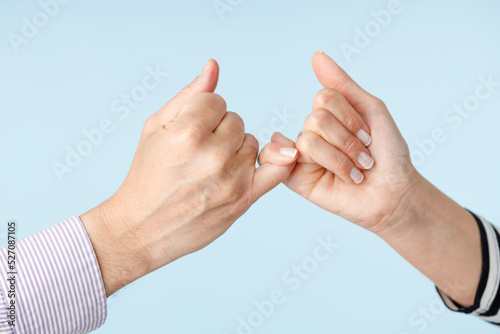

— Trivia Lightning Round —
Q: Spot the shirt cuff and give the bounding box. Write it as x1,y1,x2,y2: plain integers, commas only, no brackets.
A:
0,217,107,333
436,210,500,325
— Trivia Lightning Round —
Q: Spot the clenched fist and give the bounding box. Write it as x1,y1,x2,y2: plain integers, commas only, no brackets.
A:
260,51,415,234
81,60,298,296
260,51,481,307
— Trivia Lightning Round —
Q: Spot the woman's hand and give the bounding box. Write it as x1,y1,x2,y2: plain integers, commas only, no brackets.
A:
260,51,482,307
81,60,298,296
261,51,417,235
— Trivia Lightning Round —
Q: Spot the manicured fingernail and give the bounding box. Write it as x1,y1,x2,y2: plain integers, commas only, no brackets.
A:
280,147,298,158
358,152,374,170
350,168,364,184
357,129,372,146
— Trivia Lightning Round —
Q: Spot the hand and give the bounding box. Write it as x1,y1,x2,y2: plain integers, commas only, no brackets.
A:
260,51,417,234
260,52,482,307
80,60,298,296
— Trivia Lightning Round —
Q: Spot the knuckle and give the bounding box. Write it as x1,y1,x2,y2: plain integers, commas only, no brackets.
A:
202,93,227,112
314,88,340,107
343,135,359,155
143,114,159,134
245,133,259,150
241,144,258,159
372,96,386,109
227,112,245,131
178,123,206,146
306,109,330,130
296,131,316,153
343,112,359,131
335,153,351,173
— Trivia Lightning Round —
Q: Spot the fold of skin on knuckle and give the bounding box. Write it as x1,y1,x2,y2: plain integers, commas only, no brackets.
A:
335,152,351,175
342,134,359,156
306,111,359,163
143,114,160,135
238,135,259,161
372,96,386,110
362,95,386,114
296,131,315,157
176,122,207,147
314,88,340,110
226,111,245,130
342,111,361,133
181,93,227,121
296,131,325,166
313,89,364,135
201,92,227,112
222,114,246,146
305,109,330,133
246,134,259,150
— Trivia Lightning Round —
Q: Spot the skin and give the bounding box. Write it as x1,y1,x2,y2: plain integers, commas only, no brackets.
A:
80,59,299,297
80,53,481,308
259,51,482,307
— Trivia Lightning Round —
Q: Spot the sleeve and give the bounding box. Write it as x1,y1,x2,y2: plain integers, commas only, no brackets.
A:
436,211,500,325
0,217,107,334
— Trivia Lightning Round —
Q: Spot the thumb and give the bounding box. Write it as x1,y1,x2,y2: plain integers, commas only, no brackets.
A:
252,155,297,202
156,59,220,124
312,51,375,112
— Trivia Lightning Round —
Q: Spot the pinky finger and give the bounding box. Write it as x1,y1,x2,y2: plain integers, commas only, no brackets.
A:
258,142,298,167
270,132,296,146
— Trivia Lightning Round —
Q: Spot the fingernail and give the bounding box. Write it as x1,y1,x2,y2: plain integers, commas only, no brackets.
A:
201,60,211,75
350,168,364,184
358,152,374,170
280,147,298,158
317,49,324,54
357,129,372,146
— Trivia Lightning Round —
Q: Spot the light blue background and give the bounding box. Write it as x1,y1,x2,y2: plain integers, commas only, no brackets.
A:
1,0,500,333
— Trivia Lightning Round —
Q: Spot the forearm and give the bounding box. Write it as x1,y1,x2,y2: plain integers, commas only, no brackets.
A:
377,172,482,307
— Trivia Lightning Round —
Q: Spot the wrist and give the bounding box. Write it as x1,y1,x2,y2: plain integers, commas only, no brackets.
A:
373,170,430,242
372,171,481,306
80,200,151,297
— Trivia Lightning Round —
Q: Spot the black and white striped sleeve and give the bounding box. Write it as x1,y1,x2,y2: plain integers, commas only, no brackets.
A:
437,211,500,325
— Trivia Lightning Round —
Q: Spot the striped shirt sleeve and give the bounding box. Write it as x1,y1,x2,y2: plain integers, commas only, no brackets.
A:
437,211,500,325
0,217,107,333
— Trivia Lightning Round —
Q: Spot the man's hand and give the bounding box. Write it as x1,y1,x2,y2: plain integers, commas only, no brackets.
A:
80,60,298,296
260,51,416,234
